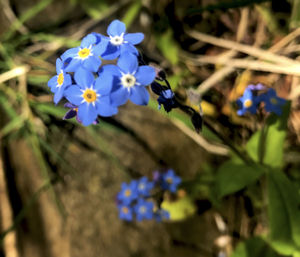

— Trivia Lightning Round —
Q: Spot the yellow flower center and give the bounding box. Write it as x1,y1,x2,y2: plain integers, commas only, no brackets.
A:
122,207,129,214
270,98,278,105
83,89,97,103
78,48,91,59
57,72,64,86
244,99,253,108
124,189,131,197
166,177,173,184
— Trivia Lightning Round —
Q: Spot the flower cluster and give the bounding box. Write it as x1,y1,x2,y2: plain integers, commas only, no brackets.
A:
117,169,182,222
236,84,287,116
47,20,156,126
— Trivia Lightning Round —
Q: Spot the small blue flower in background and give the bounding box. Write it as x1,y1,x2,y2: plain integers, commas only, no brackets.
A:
117,180,138,205
154,208,170,222
157,89,177,112
116,172,183,222
161,169,182,193
134,199,154,221
101,19,144,60
236,87,260,116
118,204,133,221
261,88,286,115
247,83,266,91
137,176,154,196
103,52,155,106
61,33,107,72
64,68,118,126
47,58,72,104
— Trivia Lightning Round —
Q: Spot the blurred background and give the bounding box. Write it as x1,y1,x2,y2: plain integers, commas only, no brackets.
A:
0,0,300,256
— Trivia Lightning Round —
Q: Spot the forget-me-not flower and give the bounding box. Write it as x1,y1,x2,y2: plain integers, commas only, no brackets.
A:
117,180,138,205
64,68,117,126
118,204,133,221
61,33,107,72
236,88,260,115
161,169,182,193
47,58,72,104
100,20,144,60
137,177,154,196
261,88,286,115
101,52,155,106
134,199,154,221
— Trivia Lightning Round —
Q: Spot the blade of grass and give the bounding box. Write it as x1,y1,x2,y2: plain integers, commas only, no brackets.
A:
2,0,54,41
0,115,26,139
122,0,142,28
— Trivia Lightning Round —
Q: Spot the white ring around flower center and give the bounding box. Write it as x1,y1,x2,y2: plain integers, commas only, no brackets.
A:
121,74,136,88
110,33,124,46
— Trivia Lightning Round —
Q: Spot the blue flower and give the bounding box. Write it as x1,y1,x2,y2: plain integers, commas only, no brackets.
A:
247,83,266,91
236,88,260,115
137,177,154,196
101,20,144,60
61,33,107,72
101,52,155,106
47,58,72,104
118,204,133,221
261,88,286,115
134,199,154,221
64,68,118,126
161,169,182,193
157,89,177,112
62,102,99,124
117,180,138,205
154,208,170,222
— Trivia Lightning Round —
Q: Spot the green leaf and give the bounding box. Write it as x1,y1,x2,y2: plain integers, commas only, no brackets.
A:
290,0,300,29
267,170,300,255
161,195,196,221
156,29,179,65
246,102,290,168
231,237,285,257
122,0,142,28
214,161,264,199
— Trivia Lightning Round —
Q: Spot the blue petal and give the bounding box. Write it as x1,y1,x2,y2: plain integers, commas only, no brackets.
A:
129,86,149,105
91,32,103,44
95,72,113,95
64,73,72,86
99,64,121,77
65,86,83,105
117,52,138,74
101,43,120,60
78,102,98,126
63,109,77,120
107,20,126,36
56,58,63,73
61,47,78,61
243,88,253,99
96,101,118,117
124,33,144,45
82,56,101,72
74,68,94,88
65,58,80,72
135,66,156,86
110,87,129,106
93,40,109,57
54,87,64,104
120,43,139,56
81,33,97,48
48,76,57,88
